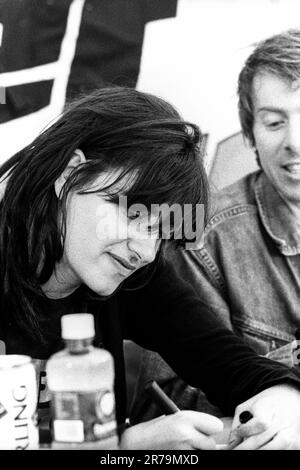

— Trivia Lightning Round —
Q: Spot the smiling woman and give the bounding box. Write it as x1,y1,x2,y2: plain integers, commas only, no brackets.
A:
46,167,161,298
1,86,300,450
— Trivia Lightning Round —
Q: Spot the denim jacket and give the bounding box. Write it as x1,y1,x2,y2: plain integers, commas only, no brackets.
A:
170,170,300,362
130,170,300,423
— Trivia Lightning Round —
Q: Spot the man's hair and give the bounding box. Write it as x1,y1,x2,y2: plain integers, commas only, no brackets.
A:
238,29,300,146
0,86,209,341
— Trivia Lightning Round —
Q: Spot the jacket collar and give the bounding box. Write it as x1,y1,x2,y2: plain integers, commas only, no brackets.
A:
255,171,300,256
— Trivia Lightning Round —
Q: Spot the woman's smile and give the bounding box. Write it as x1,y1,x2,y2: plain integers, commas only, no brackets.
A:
109,252,137,272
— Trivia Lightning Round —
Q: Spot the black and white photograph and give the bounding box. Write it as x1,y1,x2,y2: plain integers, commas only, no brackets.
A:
0,0,300,455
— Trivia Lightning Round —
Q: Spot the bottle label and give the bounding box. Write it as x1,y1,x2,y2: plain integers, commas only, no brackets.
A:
0,358,39,450
51,389,116,442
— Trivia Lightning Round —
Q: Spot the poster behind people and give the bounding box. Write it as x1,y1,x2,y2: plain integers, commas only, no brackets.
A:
1,0,300,187
0,0,176,163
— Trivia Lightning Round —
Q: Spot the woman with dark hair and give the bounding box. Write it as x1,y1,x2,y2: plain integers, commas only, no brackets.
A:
1,87,300,450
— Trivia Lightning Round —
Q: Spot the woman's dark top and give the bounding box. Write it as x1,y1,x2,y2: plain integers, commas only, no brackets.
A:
1,257,300,430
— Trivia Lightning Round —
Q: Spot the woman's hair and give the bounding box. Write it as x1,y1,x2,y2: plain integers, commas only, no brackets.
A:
0,86,209,340
238,29,300,146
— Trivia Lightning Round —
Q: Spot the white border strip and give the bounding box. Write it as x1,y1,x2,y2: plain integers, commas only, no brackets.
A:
50,0,85,106
0,62,58,87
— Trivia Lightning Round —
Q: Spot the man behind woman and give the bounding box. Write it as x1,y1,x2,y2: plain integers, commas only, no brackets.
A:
132,29,300,450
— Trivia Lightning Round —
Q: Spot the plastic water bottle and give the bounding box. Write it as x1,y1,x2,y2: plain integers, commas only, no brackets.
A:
46,313,117,448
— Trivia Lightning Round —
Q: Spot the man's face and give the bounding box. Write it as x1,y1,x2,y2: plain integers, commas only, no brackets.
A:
252,71,300,203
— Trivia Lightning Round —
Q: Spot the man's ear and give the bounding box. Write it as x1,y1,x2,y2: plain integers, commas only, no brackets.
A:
55,149,86,198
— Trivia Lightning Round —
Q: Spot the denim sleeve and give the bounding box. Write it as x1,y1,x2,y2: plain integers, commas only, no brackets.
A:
122,259,300,417
166,246,233,331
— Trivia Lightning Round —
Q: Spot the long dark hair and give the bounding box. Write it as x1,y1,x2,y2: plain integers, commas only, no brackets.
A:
0,87,209,341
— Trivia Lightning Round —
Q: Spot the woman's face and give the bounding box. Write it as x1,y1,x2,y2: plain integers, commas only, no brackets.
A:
56,172,161,297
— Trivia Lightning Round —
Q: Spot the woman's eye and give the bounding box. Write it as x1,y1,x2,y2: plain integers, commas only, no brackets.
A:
266,120,284,129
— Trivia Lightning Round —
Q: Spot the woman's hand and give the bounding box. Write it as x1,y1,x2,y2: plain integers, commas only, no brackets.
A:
228,384,300,449
120,410,223,450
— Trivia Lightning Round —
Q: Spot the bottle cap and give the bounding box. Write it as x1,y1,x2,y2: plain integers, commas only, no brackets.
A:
61,313,95,340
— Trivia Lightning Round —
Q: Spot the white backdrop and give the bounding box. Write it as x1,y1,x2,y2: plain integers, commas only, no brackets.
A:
137,0,300,187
